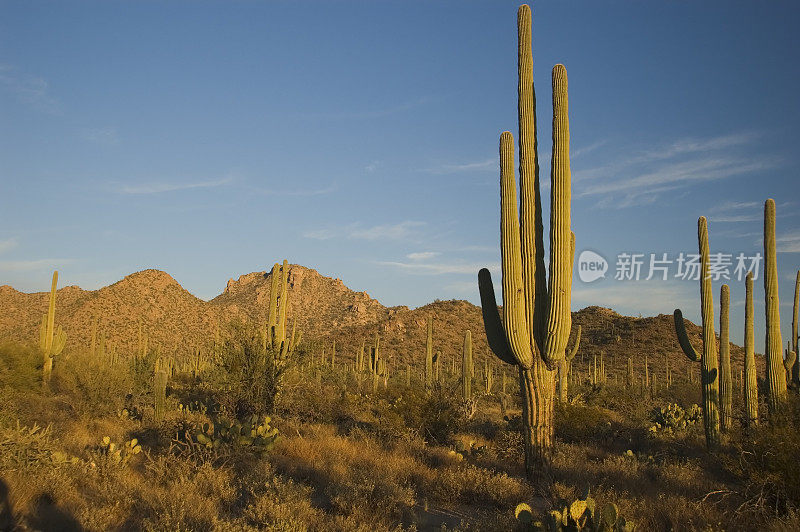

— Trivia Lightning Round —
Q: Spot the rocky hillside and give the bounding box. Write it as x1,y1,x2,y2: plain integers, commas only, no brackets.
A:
0,266,756,384
0,265,390,356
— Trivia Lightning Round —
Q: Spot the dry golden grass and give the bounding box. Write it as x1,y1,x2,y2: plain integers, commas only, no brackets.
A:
1,337,800,531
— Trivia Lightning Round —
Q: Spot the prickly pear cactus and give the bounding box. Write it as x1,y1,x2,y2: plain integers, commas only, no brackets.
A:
515,490,635,531
99,436,141,466
192,415,281,457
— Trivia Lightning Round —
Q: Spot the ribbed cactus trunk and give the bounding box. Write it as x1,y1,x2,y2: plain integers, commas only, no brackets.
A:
674,217,720,450
425,315,433,390
40,271,65,388
154,370,167,422
462,330,472,400
265,262,280,348
478,5,576,479
744,272,758,425
763,199,787,413
41,271,58,386
792,270,799,386
719,284,732,432
372,334,380,393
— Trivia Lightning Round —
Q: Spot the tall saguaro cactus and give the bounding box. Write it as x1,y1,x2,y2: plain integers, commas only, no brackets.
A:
673,217,720,449
265,260,296,363
462,330,472,400
372,334,380,393
744,272,758,426
763,199,787,413
425,315,433,390
40,271,66,388
719,284,732,432
478,5,577,477
791,270,800,386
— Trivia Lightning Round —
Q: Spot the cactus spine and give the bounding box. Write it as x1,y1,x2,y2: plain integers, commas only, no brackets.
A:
792,270,800,386
719,284,732,432
462,330,472,400
673,217,720,449
40,271,66,388
425,315,433,390
478,5,575,476
763,199,787,412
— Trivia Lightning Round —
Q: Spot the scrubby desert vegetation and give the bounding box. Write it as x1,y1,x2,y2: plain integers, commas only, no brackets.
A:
3,3,799,531
2,260,800,530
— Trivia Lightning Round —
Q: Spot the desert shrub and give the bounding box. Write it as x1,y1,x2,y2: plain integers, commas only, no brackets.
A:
381,386,464,444
50,351,132,416
554,402,616,444
0,341,41,392
726,401,800,518
128,348,161,396
208,319,291,418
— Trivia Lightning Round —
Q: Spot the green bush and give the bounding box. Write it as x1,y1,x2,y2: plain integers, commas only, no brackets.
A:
0,341,41,392
207,319,290,418
50,350,131,416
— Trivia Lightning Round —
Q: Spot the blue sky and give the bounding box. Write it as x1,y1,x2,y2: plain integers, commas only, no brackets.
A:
1,1,799,350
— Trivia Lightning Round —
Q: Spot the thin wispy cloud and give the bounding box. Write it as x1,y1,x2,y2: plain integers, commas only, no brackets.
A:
571,139,608,159
582,157,772,197
0,64,60,114
118,176,234,194
300,97,430,120
708,200,761,223
83,127,119,145
407,251,439,261
364,161,380,173
427,157,497,175
351,221,425,240
575,132,759,182
377,259,499,275
0,238,18,254
776,229,800,253
0,258,75,272
252,184,337,197
303,221,426,241
576,131,777,208
710,200,761,212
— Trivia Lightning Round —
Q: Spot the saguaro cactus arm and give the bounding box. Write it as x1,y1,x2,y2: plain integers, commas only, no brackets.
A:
566,325,581,362
784,342,796,371
499,131,536,370
673,310,701,362
478,269,517,365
